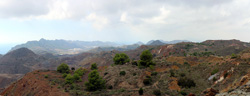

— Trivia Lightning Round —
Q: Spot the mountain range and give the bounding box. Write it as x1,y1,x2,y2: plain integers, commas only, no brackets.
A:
146,40,190,45
1,39,250,95
11,38,121,55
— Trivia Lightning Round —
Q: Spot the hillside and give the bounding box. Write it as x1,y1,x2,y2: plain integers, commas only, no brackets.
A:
11,38,120,55
0,48,43,74
0,54,2,58
1,49,250,96
1,39,250,96
146,40,190,45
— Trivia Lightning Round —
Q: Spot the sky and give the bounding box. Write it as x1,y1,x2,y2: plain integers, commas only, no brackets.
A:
0,0,250,54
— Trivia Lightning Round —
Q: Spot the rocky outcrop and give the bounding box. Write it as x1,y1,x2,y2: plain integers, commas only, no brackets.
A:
202,88,219,96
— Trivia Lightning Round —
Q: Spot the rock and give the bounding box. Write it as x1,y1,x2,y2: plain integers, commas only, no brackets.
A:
202,88,219,96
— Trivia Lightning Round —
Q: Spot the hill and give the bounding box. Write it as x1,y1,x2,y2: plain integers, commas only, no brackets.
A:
1,39,250,95
0,54,2,58
1,48,250,95
0,48,42,74
11,38,120,55
146,40,190,45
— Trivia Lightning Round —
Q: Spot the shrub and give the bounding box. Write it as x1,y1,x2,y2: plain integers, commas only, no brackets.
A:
132,60,138,66
184,62,188,65
57,63,70,73
62,73,67,78
179,91,187,96
224,72,228,78
65,74,74,84
151,72,158,76
180,73,185,77
133,73,136,76
71,67,75,71
139,88,143,95
213,77,217,82
211,69,219,75
85,70,105,91
178,78,196,88
170,69,175,77
139,50,155,67
153,89,161,96
44,75,48,78
108,85,113,89
231,53,237,59
91,63,98,70
113,53,130,65
74,68,86,76
143,76,152,85
149,65,155,70
73,73,81,81
120,71,126,76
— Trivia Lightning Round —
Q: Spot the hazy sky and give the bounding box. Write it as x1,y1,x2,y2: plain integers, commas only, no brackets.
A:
0,0,250,45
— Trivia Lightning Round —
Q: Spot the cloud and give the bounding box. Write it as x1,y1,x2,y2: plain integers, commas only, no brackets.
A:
1,0,250,42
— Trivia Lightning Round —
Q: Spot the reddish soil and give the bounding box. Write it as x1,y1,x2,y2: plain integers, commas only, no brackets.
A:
1,70,69,96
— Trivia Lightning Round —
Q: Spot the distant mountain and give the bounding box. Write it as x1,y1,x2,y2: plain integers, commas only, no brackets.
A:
11,38,121,55
148,40,165,45
134,41,144,45
0,48,45,74
0,54,2,59
146,40,190,45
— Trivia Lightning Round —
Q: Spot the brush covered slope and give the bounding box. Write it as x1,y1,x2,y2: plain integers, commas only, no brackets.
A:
1,39,250,96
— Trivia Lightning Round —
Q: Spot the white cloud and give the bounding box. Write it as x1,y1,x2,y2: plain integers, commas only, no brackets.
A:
1,0,250,42
86,13,109,30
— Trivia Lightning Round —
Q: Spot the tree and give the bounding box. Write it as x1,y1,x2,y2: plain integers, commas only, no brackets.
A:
57,63,70,73
85,70,105,91
91,63,98,70
65,74,74,84
75,68,86,76
73,73,81,81
140,50,153,62
139,50,155,67
113,53,130,65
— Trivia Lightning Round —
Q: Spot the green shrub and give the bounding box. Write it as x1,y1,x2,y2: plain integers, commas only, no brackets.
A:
91,63,98,70
151,72,158,76
44,75,48,78
170,69,175,77
178,77,196,88
153,89,161,96
120,71,126,76
149,65,155,70
57,63,70,73
108,85,113,89
71,67,75,71
74,68,86,76
211,69,219,75
179,91,187,96
113,53,130,65
231,53,237,59
139,88,143,95
132,60,138,66
62,73,67,78
73,73,81,81
143,76,152,85
180,73,185,77
133,73,137,76
65,74,74,84
139,50,155,67
85,70,105,91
